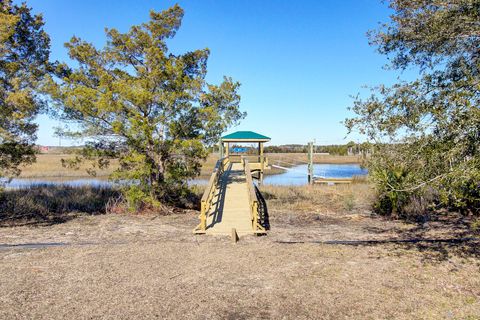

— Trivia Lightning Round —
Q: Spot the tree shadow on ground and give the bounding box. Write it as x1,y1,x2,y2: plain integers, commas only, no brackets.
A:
359,212,480,261
0,185,120,227
275,211,480,262
396,239,480,262
333,238,480,262
276,238,480,262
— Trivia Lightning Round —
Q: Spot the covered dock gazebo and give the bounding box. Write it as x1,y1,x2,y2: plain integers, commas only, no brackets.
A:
219,131,271,183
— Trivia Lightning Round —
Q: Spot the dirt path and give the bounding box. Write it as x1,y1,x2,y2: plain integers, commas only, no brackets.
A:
1,211,479,319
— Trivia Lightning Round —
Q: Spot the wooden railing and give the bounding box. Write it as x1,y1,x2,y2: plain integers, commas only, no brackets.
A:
194,157,229,233
228,155,268,166
242,157,266,234
241,155,268,166
228,154,242,163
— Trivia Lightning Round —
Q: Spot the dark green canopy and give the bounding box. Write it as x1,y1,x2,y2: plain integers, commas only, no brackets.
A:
221,131,270,142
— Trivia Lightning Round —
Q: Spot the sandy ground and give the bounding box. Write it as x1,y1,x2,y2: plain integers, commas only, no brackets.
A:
1,209,479,319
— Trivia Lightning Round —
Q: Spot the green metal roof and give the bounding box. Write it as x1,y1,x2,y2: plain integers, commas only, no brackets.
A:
221,131,270,141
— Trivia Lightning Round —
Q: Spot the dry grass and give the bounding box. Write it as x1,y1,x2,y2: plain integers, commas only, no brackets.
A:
0,210,479,319
19,154,118,178
198,153,221,178
0,185,120,227
20,153,228,179
262,184,479,241
0,183,479,318
261,183,374,214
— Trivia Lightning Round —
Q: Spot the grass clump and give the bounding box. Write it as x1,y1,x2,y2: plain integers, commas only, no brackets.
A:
0,184,120,226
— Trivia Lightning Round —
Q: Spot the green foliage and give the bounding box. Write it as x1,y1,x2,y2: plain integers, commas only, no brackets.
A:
0,0,51,178
366,144,425,217
471,218,480,233
343,193,355,211
45,5,245,209
347,0,480,217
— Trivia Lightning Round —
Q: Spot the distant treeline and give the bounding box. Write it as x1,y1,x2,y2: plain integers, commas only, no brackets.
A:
264,142,371,156
41,143,371,157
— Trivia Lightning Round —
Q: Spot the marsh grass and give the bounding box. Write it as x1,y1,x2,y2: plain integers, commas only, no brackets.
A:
19,153,362,180
7,153,370,226
260,183,374,214
19,154,118,178
0,185,120,226
267,153,362,165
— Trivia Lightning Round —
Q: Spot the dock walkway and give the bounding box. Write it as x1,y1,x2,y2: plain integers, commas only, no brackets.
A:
205,163,252,235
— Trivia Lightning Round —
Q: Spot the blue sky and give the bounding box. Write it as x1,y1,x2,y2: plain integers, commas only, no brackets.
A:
25,0,408,146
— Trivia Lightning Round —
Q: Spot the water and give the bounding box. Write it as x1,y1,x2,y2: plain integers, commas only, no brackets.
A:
1,164,366,189
1,177,208,189
263,164,367,186
1,178,114,189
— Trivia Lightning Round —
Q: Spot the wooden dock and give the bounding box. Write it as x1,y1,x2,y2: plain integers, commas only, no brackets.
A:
194,158,266,236
313,177,353,184
204,163,253,235
194,131,270,236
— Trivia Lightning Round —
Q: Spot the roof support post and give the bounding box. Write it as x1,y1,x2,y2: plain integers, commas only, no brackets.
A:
258,142,264,184
219,139,224,159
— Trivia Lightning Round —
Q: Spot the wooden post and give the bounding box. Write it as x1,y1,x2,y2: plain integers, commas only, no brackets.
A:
308,141,314,185
219,140,224,159
231,228,238,243
259,142,264,184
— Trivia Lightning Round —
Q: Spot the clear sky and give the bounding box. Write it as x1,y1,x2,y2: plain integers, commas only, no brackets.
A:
25,0,407,146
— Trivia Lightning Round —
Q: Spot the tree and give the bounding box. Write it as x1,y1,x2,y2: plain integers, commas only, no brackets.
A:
0,0,51,179
346,0,480,217
45,5,244,209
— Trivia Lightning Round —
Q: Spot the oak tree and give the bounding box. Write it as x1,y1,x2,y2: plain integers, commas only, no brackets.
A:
46,5,244,208
347,0,480,216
